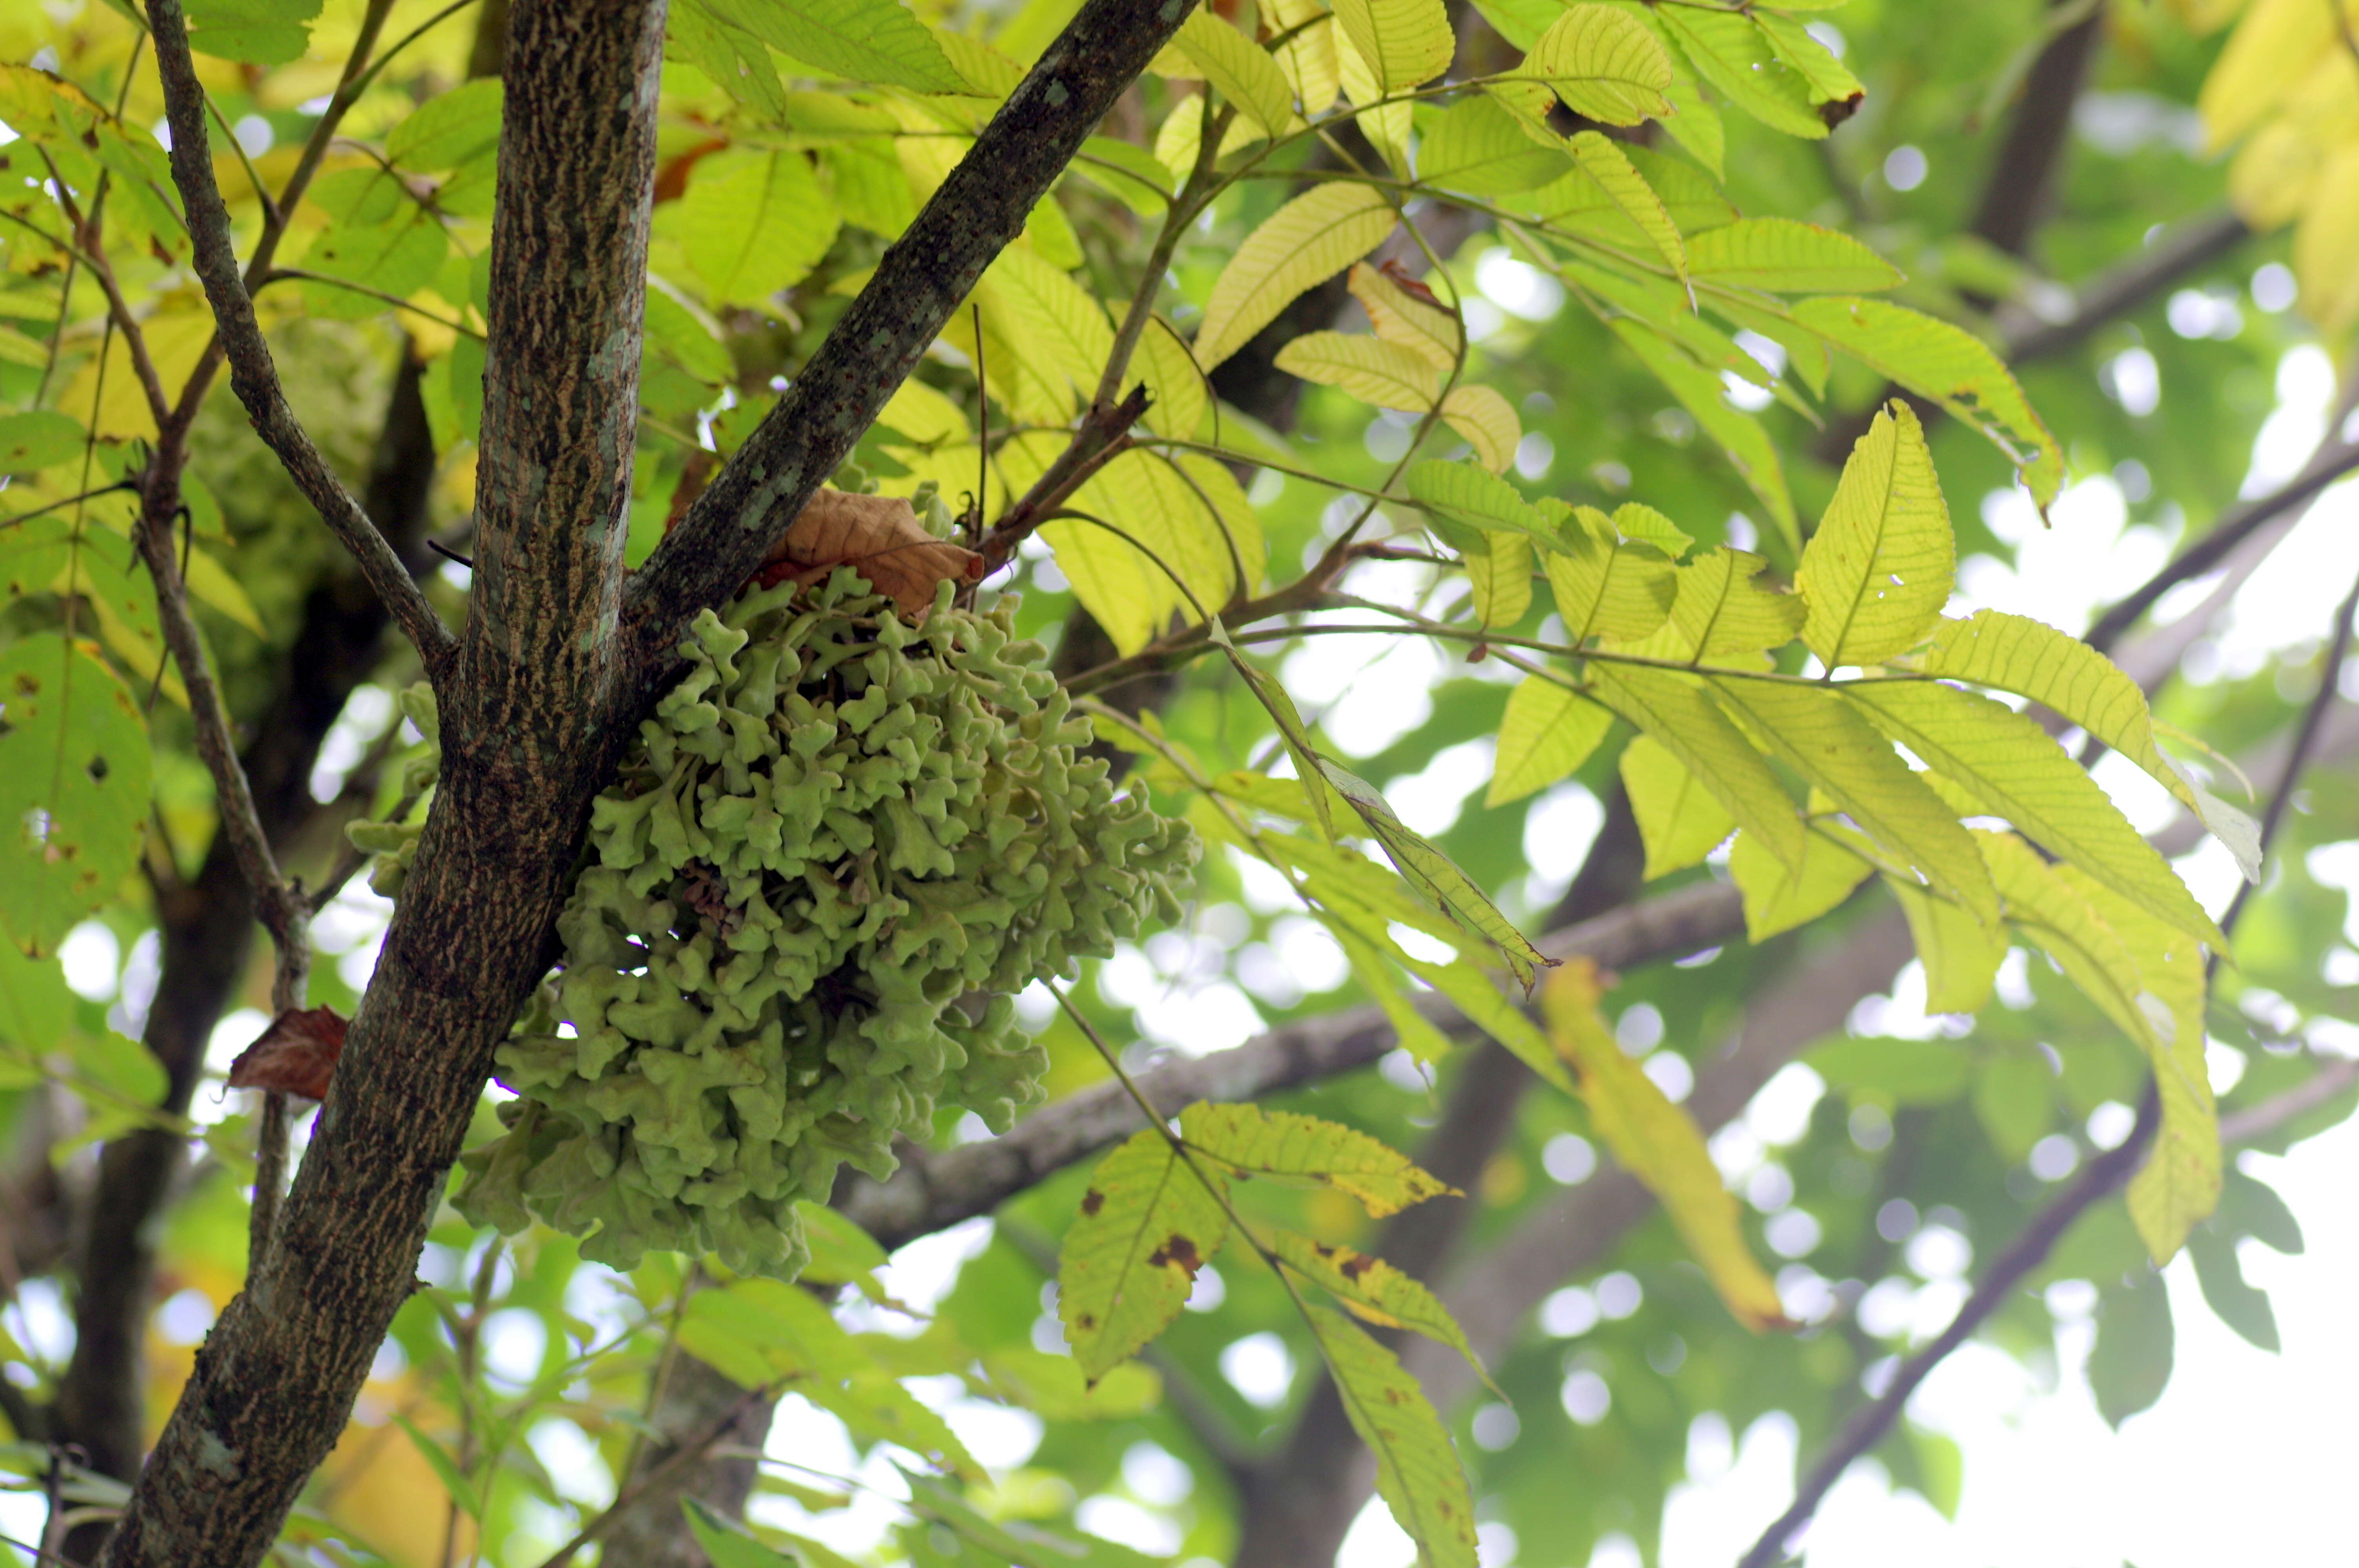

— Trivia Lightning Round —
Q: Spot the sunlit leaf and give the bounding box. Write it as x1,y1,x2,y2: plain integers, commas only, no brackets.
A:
1058,1129,1230,1380
1167,10,1298,137
1519,4,1674,125
1270,1228,1497,1392
0,636,151,956
1797,401,1954,668
1195,184,1400,371
1586,662,1803,870
1488,676,1613,806
1330,0,1456,90
1619,731,1736,879
1304,1305,1479,1568
1728,824,1873,941
1274,331,1442,410
1182,1103,1456,1216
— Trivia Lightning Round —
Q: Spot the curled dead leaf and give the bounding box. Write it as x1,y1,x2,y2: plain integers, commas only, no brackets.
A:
226,1005,349,1102
752,488,983,615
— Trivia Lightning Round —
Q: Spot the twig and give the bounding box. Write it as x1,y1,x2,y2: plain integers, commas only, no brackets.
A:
1739,563,2359,1568
144,0,457,682
978,384,1151,573
2219,1059,2359,1145
528,1385,775,1568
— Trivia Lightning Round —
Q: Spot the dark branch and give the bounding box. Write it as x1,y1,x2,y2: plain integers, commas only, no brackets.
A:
622,0,1203,684
1997,208,2250,365
144,0,455,681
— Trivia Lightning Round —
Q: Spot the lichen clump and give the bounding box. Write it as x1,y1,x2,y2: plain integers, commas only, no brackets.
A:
451,571,1196,1279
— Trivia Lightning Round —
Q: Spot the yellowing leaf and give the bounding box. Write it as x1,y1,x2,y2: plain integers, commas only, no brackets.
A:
1058,1129,1230,1380
1422,93,1576,195
1589,662,1804,871
1132,313,1210,440
1488,676,1614,806
1619,731,1737,878
1607,319,1798,552
1196,184,1400,370
1568,131,1687,282
1274,331,1443,410
1465,530,1533,629
1541,962,1793,1330
980,244,1115,417
2292,139,2359,331
1305,1305,1479,1568
1330,0,1456,90
1169,10,1299,138
1602,545,1800,671
1180,1103,1455,1216
1271,0,1342,112
1271,1229,1496,1392
0,637,152,956
1543,507,1677,642
1797,401,1954,669
1441,385,1521,473
1728,824,1873,941
1520,4,1675,124
1846,680,2226,949
1348,260,1462,370
1790,297,2064,509
2198,0,2338,149
1687,217,1901,294
1708,677,1999,925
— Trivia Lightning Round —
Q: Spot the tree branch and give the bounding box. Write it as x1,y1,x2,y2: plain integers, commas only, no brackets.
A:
620,0,1205,685
144,0,455,683
835,880,1744,1251
1996,208,2250,366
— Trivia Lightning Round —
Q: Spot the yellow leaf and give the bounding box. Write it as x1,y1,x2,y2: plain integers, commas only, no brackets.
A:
1601,544,1800,671
1271,1229,1498,1393
1568,131,1687,282
1129,312,1209,440
1270,0,1342,112
2198,0,2339,149
1168,10,1298,138
1441,385,1521,473
1619,731,1736,879
1304,1306,1479,1568
1797,400,1954,669
1541,962,1793,1331
1488,676,1613,806
1058,1129,1229,1380
1195,183,1400,370
1541,505,1676,642
1464,529,1532,630
979,244,1114,417
1728,824,1873,941
1347,260,1461,370
1519,3,1675,124
1335,23,1414,174
1273,330,1441,410
1884,873,2007,1014
2292,137,2359,331
1180,1103,1456,1216
1587,663,1804,870
1329,0,1455,90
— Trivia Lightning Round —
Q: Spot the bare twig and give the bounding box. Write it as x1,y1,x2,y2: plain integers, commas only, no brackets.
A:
978,383,1152,573
145,0,456,681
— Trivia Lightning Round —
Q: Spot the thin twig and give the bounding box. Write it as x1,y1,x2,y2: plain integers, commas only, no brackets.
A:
1739,563,2359,1568
528,1384,775,1568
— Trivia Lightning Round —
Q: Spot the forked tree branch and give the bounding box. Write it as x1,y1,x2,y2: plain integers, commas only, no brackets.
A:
622,0,1206,689
144,0,456,682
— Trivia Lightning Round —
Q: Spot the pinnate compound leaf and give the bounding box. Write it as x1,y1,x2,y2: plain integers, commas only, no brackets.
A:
1541,962,1793,1330
1568,132,1687,281
1845,680,2225,948
1349,261,1463,370
1330,0,1456,90
1196,185,1400,370
225,1005,349,1102
1271,1229,1496,1393
1520,4,1675,124
1884,874,2006,1014
1903,610,2260,877
1687,217,1899,293
1305,1305,1479,1568
1407,459,1561,554
1587,663,1803,871
1488,677,1613,806
698,0,969,93
1316,761,1554,988
1274,332,1442,410
1790,297,2064,508
1602,545,1799,671
0,637,151,956
1619,731,1736,878
1728,825,1873,941
1797,401,1954,668
1181,1103,1454,1217
1169,11,1298,137
1058,1129,1230,1380
1440,385,1521,474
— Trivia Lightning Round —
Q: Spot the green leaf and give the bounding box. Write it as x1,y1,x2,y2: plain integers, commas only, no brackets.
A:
297,168,450,321
1567,132,1687,282
1601,545,1800,671
1407,459,1565,556
0,941,72,1055
1610,502,1692,559
699,0,970,93
1058,1129,1230,1379
385,79,502,172
1845,679,2225,948
2088,1267,2174,1429
792,1198,891,1294
681,150,841,306
1605,319,1798,552
389,1413,482,1518
1797,401,1954,669
1304,1305,1479,1568
1707,677,1999,924
1519,4,1674,125
1419,95,1574,195
1654,5,1826,139
1487,677,1612,806
1906,611,2261,879
980,1348,1163,1421
1464,529,1532,630
185,0,324,64
1754,11,1865,111
1274,331,1441,410
1884,873,2006,1014
0,412,90,475
1181,1103,1454,1215
1316,760,1554,989
1976,830,2156,1052
1587,663,1802,870
1728,824,1872,941
682,1498,797,1568
0,637,152,956
2187,1229,2278,1352
1972,1050,2053,1163
1330,0,1456,90
1687,217,1900,293
1271,1229,1496,1392
1171,11,1298,137
1195,183,1400,370
2219,1166,2303,1255
1204,618,1334,838
1540,506,1676,642
1619,731,1736,878
1540,963,1792,1329
1805,1034,1973,1106
1790,297,2064,508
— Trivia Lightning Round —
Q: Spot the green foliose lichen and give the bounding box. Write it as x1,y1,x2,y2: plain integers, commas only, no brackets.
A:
446,570,1196,1278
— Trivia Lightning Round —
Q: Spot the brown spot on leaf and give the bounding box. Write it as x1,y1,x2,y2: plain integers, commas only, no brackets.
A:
226,1005,349,1102
1080,1189,1105,1216
1146,1234,1203,1273
1818,91,1865,130
1338,1252,1375,1281
1377,256,1442,307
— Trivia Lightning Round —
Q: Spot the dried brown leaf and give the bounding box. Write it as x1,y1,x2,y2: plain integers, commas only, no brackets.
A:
226,1005,349,1102
754,489,983,615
